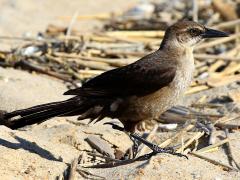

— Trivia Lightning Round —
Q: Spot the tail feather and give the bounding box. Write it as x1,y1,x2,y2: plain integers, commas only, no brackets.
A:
10,105,82,129
3,97,114,129
4,98,78,119
3,97,89,129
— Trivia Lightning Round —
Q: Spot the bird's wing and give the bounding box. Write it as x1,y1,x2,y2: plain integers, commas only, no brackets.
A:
64,59,176,98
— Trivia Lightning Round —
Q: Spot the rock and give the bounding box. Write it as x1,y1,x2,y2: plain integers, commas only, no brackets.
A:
86,135,115,158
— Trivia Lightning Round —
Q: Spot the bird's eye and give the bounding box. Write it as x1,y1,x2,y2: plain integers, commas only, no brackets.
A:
189,28,201,36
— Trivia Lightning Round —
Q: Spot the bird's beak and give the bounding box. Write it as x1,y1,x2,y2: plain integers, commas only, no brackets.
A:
202,28,229,38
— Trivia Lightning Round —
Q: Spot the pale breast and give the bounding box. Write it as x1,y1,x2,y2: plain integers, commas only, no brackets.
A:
121,49,195,122
161,48,195,108
170,48,195,97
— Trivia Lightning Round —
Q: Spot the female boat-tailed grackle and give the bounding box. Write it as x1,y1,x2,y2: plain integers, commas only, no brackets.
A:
1,21,228,159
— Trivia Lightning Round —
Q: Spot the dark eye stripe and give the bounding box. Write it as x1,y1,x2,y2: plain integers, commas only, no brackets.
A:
189,28,202,36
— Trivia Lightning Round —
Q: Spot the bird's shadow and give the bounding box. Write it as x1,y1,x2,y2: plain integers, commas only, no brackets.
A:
0,135,61,162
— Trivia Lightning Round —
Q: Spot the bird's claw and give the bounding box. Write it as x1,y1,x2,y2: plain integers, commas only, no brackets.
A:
129,135,140,158
130,133,188,159
85,133,187,168
170,151,188,159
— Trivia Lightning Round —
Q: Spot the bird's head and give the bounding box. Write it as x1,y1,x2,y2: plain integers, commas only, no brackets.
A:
160,20,229,49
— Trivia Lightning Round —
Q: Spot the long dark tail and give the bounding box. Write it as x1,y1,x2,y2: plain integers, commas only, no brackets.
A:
2,97,93,129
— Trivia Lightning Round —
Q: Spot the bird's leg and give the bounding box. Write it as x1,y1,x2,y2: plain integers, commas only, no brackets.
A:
103,122,188,159
104,122,140,158
129,134,140,158
87,123,187,168
85,134,187,168
130,133,188,159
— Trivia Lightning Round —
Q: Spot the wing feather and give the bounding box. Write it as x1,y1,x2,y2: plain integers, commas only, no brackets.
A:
64,60,176,97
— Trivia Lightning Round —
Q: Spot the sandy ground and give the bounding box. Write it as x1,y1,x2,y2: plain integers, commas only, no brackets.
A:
1,67,240,179
0,0,240,179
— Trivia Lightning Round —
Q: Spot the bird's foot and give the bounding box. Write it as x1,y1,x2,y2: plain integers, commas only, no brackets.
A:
129,134,140,159
85,133,187,168
130,133,188,159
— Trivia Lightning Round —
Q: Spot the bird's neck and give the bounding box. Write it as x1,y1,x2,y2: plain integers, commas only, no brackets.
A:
160,41,194,59
159,35,194,56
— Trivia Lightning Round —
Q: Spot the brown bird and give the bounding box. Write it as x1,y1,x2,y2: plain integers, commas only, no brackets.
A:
2,21,228,158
